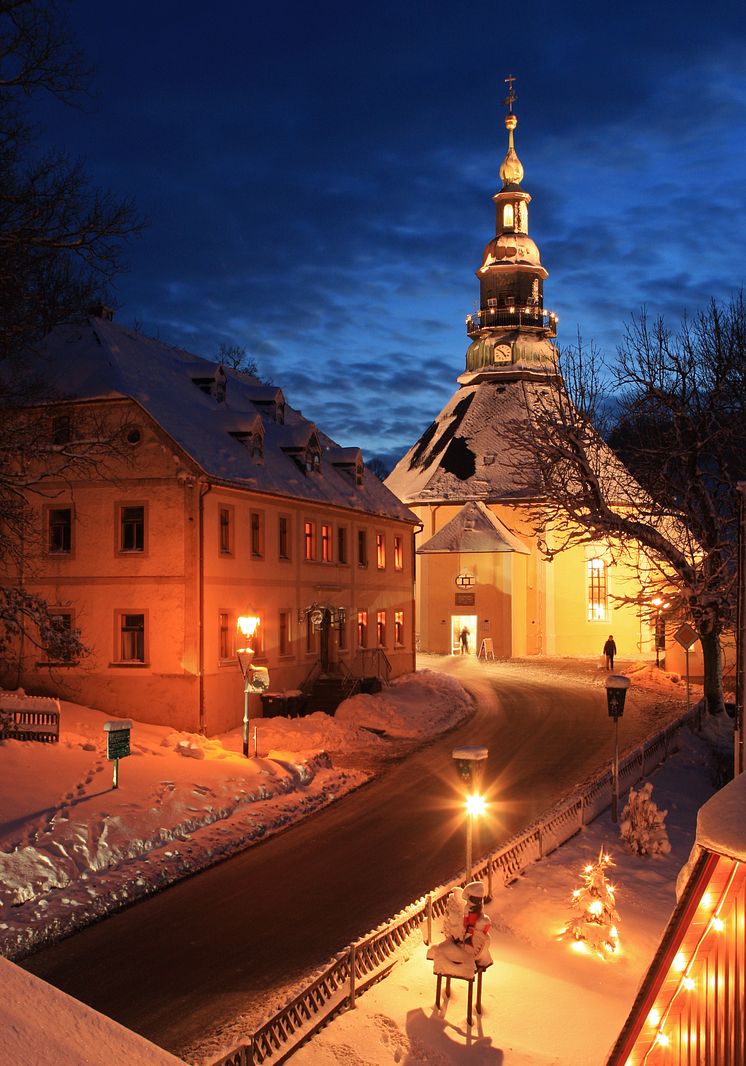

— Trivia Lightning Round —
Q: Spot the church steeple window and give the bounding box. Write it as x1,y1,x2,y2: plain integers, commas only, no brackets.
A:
503,203,514,230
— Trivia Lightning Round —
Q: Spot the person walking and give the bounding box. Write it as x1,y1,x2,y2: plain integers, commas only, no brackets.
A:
460,626,470,654
603,635,617,671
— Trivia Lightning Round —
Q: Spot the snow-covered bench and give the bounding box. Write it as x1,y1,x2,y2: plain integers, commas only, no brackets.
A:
0,695,60,744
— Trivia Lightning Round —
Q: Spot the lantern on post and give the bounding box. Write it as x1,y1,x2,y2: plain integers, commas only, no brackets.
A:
237,615,269,758
452,745,488,877
605,675,630,822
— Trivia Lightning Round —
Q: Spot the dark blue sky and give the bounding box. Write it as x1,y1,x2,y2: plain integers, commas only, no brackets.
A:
40,0,746,466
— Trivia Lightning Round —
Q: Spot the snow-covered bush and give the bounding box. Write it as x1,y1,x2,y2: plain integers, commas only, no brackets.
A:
620,782,671,856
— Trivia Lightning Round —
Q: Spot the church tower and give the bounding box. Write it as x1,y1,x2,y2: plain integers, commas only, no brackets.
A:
463,75,558,381
386,80,646,662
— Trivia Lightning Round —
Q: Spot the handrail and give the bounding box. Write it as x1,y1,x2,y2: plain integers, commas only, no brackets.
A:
210,703,698,1066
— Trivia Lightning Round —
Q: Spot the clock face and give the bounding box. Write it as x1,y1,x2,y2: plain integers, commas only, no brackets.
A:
494,344,512,363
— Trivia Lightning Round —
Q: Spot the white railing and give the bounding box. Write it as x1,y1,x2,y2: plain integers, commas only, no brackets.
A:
210,706,697,1066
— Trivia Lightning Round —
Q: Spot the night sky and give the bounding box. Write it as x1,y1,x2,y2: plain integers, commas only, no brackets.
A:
35,0,746,467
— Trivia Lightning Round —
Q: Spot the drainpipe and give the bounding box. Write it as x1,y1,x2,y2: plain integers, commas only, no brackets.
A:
198,481,212,735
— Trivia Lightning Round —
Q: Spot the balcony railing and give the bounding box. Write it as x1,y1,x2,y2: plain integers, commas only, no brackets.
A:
466,305,558,338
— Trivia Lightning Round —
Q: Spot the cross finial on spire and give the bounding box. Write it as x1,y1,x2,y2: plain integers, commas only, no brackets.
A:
504,74,517,114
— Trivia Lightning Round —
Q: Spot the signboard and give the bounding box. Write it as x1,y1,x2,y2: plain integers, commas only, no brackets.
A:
104,719,133,760
455,593,475,606
478,638,495,661
674,623,698,650
104,719,133,789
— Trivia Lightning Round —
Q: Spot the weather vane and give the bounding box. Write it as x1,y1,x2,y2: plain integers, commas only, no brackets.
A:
504,73,517,114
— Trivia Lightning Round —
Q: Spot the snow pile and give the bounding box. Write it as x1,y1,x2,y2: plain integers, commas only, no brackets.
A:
0,956,187,1066
336,669,473,737
620,782,671,856
0,671,472,959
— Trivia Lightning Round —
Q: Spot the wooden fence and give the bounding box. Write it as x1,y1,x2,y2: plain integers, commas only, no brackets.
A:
210,707,697,1066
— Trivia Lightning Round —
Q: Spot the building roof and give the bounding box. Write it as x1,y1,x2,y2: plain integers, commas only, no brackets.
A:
418,500,530,554
30,317,417,524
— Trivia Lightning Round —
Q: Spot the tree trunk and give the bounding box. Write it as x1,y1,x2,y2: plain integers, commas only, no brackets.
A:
699,626,725,715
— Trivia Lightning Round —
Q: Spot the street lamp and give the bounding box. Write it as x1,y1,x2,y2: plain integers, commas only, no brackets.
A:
605,674,630,822
452,745,488,877
237,615,269,758
652,597,671,668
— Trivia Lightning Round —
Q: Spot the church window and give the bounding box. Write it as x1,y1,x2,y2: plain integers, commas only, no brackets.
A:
587,558,608,622
503,203,514,229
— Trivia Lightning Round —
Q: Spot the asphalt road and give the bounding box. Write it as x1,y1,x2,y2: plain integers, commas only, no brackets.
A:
21,659,680,1060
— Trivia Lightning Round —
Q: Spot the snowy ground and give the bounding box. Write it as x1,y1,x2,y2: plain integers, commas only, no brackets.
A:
0,667,473,961
0,655,731,1066
286,718,731,1066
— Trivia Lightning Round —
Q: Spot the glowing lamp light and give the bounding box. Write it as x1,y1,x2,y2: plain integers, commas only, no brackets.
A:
466,793,487,818
673,951,687,971
712,916,724,931
648,1008,661,1027
588,900,603,916
656,1032,669,1048
683,976,696,991
571,940,588,954
237,615,260,641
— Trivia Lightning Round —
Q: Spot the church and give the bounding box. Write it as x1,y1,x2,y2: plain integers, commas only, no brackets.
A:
386,85,690,671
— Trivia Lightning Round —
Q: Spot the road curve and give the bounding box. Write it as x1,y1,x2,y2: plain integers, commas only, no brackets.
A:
22,659,681,1059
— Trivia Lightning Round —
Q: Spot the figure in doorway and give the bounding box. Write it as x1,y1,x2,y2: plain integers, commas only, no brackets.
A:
460,626,470,654
604,635,617,671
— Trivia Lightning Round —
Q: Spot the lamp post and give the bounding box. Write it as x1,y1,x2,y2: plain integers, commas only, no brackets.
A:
605,675,630,822
652,597,671,668
237,615,261,758
452,745,488,878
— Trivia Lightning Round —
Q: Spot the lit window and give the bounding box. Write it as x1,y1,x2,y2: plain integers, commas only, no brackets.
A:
119,612,145,662
587,558,608,621
358,530,368,567
357,609,368,648
503,203,514,229
376,610,386,646
48,508,72,554
337,526,348,564
278,515,290,560
321,524,332,562
394,535,403,571
120,506,145,553
250,511,264,558
376,533,385,569
304,520,316,560
394,610,404,645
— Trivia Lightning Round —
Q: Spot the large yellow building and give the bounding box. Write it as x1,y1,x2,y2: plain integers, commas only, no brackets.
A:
387,93,690,670
3,315,417,733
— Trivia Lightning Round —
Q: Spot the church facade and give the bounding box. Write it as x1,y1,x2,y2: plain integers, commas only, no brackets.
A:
386,90,694,672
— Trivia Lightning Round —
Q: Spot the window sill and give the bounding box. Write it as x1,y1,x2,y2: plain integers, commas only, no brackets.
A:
108,661,150,668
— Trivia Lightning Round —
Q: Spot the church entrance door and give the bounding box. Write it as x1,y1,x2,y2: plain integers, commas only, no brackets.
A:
451,614,477,655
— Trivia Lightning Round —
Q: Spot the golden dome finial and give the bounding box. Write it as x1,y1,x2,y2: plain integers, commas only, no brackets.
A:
499,73,524,187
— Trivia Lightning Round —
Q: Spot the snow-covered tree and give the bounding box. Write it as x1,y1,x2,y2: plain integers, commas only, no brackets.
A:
620,782,671,857
510,296,746,717
561,848,620,957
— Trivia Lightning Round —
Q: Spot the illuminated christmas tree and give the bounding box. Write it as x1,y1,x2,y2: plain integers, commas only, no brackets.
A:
561,847,620,957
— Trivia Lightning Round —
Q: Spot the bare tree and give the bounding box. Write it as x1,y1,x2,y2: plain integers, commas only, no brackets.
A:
217,343,258,377
0,1,141,664
515,295,746,716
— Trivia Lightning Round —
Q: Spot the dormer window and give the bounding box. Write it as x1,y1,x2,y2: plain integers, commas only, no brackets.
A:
229,430,264,459
305,444,321,473
503,203,514,230
356,461,364,486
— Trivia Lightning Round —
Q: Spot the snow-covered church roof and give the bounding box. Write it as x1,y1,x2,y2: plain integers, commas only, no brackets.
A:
29,316,417,524
418,500,530,554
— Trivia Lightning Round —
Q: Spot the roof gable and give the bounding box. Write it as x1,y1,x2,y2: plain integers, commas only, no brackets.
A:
418,500,530,554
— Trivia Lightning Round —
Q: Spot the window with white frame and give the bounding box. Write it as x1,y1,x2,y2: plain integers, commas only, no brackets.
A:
587,557,608,622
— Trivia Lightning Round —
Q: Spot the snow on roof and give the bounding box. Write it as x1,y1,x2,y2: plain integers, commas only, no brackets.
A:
696,770,746,862
386,370,641,510
417,500,530,554
30,318,416,524
385,377,545,504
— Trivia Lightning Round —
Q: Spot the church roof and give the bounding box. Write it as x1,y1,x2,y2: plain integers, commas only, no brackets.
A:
418,501,530,554
29,316,417,524
386,375,550,504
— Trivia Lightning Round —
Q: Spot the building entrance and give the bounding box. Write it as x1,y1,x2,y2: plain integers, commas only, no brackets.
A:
451,614,477,655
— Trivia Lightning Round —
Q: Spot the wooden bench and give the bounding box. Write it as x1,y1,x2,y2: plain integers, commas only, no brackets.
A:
0,698,61,743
